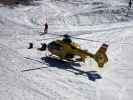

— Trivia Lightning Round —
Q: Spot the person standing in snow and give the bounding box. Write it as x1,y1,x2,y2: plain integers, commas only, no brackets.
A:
126,0,132,16
44,22,48,34
128,0,132,9
40,22,48,35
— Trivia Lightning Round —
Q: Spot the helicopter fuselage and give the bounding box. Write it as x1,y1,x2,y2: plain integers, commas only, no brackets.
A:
48,40,93,61
47,39,108,67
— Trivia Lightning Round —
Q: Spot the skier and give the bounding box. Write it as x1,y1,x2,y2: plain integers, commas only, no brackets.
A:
40,22,48,35
126,0,132,16
44,22,48,34
128,0,132,9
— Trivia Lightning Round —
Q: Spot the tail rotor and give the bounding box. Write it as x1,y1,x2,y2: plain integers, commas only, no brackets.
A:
94,44,108,67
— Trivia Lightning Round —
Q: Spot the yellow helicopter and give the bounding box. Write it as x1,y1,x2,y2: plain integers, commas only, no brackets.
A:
37,34,108,68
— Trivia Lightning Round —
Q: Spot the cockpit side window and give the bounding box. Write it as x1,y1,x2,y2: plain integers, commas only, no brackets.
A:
48,42,63,50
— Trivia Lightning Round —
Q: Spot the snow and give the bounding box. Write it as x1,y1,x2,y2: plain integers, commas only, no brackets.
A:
0,0,133,100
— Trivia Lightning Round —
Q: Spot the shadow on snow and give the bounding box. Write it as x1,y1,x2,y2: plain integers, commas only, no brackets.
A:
42,56,102,81
22,56,102,81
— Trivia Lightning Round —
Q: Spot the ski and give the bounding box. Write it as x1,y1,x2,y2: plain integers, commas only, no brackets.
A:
21,66,48,72
24,57,46,64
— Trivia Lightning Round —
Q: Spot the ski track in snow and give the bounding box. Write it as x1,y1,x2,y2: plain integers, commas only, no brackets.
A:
0,0,133,100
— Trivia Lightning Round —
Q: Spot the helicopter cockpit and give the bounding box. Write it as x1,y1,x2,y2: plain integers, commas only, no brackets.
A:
48,41,64,51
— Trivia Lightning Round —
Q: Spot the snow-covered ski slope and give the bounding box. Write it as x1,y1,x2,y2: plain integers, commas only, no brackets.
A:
0,0,133,100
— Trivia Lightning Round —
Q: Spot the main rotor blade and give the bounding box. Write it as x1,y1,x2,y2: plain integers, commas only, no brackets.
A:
70,36,104,43
70,32,92,36
46,33,63,36
44,33,103,43
37,37,59,41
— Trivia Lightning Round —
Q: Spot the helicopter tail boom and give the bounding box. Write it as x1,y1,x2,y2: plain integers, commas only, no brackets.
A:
70,43,108,68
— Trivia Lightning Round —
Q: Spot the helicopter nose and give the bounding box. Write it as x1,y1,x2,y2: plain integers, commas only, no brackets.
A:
48,42,54,49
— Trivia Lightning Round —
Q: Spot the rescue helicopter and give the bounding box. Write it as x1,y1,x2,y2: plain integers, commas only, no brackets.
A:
37,34,109,68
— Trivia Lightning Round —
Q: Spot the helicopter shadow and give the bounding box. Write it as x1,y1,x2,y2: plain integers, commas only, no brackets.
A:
41,56,81,68
41,56,102,81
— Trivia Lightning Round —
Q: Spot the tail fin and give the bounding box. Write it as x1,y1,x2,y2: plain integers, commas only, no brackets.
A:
94,44,108,68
